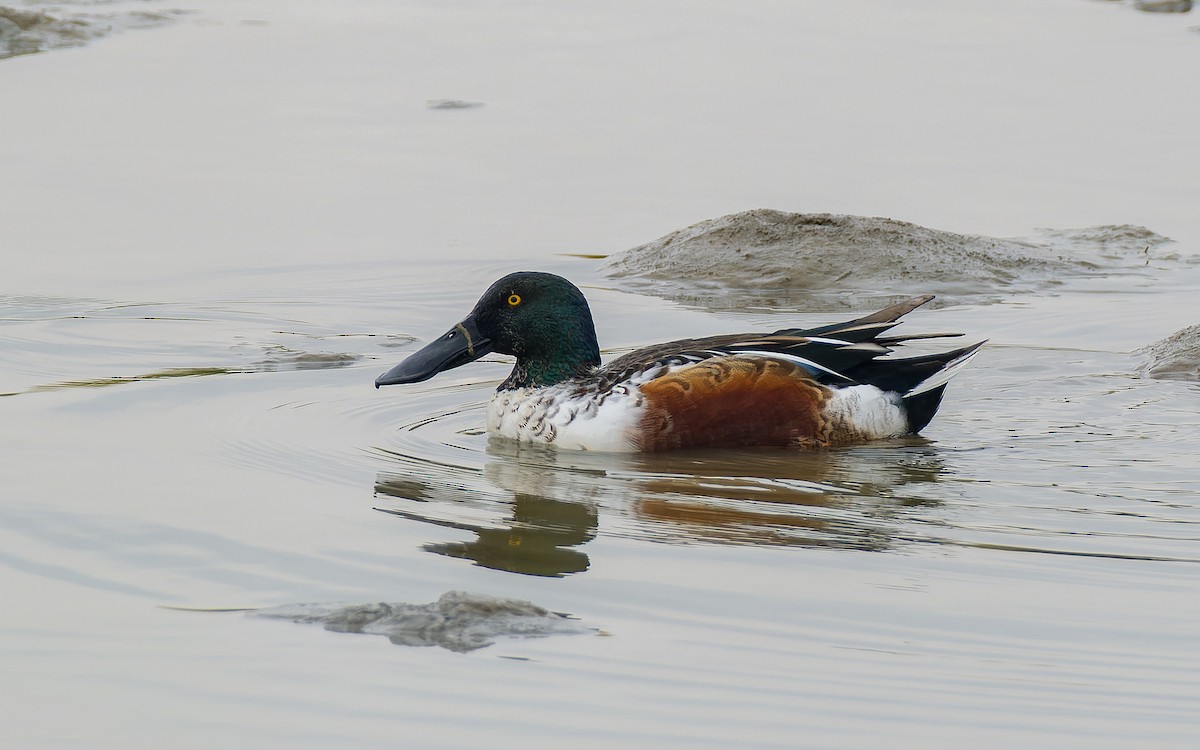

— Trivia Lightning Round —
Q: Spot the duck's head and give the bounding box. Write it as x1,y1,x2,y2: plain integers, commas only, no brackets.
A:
375,271,601,390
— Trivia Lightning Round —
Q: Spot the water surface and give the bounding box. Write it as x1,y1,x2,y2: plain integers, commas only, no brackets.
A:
3,1,1200,748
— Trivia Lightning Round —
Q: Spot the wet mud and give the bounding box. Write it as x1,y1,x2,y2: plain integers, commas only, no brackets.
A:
1139,324,1200,381
256,591,592,652
1131,0,1193,13
255,348,362,371
0,3,180,60
603,209,1181,310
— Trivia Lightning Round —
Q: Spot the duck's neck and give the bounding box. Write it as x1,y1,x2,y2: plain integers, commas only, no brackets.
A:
500,337,601,390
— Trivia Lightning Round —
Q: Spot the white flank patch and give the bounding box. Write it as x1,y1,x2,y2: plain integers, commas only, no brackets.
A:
487,385,642,452
823,385,909,441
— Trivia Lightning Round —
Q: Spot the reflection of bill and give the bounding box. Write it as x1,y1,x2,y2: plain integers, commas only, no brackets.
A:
374,438,949,576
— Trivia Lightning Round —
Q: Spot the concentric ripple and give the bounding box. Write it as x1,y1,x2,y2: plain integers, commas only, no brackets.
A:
361,338,1200,576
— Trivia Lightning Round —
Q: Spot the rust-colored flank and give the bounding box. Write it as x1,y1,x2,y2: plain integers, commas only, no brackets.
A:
635,357,830,452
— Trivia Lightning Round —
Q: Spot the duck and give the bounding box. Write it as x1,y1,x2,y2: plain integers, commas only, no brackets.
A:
375,271,983,452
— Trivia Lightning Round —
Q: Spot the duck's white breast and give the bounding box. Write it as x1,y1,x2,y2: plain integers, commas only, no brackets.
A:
486,385,643,452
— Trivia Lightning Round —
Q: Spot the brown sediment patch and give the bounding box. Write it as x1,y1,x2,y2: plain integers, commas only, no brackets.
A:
12,349,363,396
27,367,234,392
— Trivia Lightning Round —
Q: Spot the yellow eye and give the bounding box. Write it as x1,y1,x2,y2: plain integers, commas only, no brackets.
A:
507,294,522,306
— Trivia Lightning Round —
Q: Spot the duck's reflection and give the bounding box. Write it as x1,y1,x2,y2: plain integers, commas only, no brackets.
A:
374,443,599,577
373,438,948,576
622,442,945,550
373,486,596,577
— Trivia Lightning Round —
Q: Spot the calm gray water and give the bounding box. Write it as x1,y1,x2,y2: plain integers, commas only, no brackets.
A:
3,1,1199,748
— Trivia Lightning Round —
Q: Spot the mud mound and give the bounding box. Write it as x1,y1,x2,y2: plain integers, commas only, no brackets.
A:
256,590,592,652
1,7,89,59
1,4,181,60
603,209,1180,310
1139,325,1200,382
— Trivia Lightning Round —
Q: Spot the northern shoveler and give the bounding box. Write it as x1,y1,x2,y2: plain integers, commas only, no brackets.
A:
375,272,983,452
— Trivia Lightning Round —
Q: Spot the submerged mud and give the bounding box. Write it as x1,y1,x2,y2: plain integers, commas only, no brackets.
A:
0,3,180,60
1139,324,1200,381
603,209,1180,310
254,348,362,371
255,590,592,652
1131,0,1193,13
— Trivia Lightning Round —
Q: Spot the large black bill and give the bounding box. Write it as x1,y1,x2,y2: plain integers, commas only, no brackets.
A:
374,316,492,387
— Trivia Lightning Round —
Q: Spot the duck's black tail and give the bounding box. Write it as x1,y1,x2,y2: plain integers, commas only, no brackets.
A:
846,341,986,433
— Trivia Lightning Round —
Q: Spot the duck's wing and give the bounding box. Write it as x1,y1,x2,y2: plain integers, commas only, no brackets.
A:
780,294,935,338
599,295,963,386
